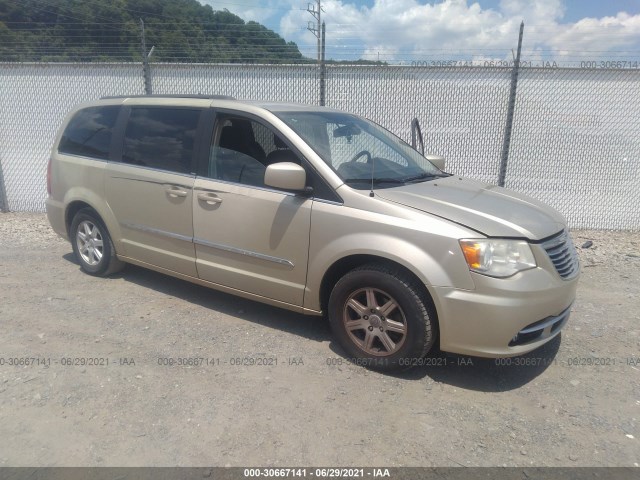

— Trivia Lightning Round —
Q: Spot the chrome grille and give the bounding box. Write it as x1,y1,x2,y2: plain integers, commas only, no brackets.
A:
542,230,580,279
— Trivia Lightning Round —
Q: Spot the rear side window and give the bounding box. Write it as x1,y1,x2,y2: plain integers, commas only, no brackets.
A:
122,107,201,174
58,106,120,160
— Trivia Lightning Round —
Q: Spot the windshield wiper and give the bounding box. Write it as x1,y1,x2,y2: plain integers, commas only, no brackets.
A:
402,172,451,183
343,177,406,185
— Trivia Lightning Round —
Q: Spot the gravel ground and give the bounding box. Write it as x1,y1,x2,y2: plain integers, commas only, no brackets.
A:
0,212,638,467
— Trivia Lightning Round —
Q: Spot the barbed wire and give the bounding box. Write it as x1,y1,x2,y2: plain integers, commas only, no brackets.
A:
2,0,638,66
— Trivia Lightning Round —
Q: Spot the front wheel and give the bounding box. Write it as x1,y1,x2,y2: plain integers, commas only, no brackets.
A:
328,264,437,371
70,209,124,276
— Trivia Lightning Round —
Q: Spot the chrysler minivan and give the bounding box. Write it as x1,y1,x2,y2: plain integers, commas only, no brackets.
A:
46,95,579,370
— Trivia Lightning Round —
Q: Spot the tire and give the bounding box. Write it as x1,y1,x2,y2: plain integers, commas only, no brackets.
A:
328,263,437,371
70,208,125,276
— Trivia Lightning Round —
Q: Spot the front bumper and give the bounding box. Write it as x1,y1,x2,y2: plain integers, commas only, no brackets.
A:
430,263,579,358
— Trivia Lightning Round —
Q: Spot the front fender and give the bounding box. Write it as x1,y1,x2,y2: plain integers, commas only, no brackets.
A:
304,201,476,312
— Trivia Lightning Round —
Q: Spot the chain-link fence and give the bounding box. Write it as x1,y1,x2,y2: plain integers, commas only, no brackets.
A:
0,63,143,212
507,68,640,229
0,62,639,229
153,63,319,104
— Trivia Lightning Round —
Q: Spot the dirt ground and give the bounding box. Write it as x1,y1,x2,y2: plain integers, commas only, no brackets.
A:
0,212,638,467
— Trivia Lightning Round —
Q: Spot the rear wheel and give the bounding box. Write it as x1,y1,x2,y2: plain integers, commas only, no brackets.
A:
70,209,124,276
328,264,436,371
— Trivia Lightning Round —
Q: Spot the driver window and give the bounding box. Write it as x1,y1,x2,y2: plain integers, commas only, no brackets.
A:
208,116,300,187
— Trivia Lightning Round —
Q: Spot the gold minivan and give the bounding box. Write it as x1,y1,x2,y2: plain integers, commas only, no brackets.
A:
46,95,579,370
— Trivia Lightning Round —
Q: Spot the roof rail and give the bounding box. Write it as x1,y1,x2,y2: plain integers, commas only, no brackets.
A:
100,94,235,100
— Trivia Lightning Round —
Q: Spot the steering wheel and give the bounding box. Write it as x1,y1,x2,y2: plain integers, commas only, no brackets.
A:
349,150,372,163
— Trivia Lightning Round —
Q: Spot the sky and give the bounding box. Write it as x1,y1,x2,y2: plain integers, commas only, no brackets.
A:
199,0,640,65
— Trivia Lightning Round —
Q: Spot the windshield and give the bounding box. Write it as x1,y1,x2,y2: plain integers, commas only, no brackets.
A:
274,111,447,189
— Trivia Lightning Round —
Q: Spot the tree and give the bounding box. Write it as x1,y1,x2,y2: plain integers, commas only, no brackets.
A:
0,0,308,63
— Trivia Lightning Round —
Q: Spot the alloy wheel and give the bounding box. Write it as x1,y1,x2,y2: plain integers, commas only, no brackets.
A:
75,220,104,266
342,287,407,356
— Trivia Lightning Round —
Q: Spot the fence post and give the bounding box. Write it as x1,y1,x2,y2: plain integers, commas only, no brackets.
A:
320,21,326,106
498,21,524,187
140,18,153,95
0,154,8,212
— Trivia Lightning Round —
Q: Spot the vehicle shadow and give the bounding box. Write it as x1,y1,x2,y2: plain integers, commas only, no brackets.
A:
62,254,331,343
381,336,561,392
328,333,562,392
63,253,563,391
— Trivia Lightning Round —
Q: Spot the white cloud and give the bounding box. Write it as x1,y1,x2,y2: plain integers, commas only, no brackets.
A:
499,0,564,20
543,12,640,54
275,0,640,63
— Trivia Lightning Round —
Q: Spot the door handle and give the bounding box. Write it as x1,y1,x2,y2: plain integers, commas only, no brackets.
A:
165,186,188,198
197,192,223,205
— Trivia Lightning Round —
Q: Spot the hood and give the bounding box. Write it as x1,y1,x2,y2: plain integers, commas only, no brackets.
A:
376,176,566,240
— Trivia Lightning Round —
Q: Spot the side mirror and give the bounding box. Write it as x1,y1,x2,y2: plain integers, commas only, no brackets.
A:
265,162,307,191
426,154,445,171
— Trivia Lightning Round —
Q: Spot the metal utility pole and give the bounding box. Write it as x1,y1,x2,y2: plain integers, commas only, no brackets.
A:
498,21,524,187
307,1,325,105
307,0,323,63
140,19,154,95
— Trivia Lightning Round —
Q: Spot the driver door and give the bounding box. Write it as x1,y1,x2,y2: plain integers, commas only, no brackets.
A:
192,113,313,307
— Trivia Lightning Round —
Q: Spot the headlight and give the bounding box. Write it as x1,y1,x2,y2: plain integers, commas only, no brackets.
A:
459,239,536,278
